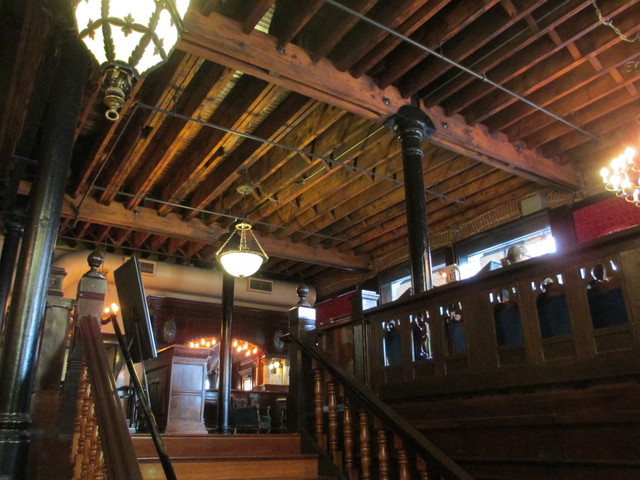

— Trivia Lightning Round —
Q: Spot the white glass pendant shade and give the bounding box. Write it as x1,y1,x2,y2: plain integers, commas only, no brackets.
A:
216,223,269,278
73,0,189,76
218,251,265,278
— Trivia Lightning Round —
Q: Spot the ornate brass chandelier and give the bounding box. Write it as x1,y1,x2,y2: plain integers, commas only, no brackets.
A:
73,0,190,120
600,147,640,206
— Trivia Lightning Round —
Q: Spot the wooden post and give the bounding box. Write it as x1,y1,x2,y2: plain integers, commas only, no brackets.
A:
287,284,316,434
359,411,371,480
28,267,73,480
342,396,355,479
351,289,379,386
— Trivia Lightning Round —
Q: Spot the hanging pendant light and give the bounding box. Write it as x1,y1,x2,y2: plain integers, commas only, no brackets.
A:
216,222,269,278
73,0,190,120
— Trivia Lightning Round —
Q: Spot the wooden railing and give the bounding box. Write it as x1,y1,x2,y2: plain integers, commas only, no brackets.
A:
287,333,474,480
360,225,640,400
70,315,144,480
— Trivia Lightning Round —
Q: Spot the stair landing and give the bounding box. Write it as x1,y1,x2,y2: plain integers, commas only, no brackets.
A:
132,434,321,480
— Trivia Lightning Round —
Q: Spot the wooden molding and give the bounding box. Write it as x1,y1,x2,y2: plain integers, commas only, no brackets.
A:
60,194,371,272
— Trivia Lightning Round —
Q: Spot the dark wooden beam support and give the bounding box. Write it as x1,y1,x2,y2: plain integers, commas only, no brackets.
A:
59,194,371,271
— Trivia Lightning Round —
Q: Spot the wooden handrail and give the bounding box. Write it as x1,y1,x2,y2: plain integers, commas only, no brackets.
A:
286,332,474,480
78,314,144,480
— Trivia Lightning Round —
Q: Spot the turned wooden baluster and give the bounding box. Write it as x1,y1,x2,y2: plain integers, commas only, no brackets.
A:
375,421,390,480
327,381,341,465
71,367,108,480
394,435,411,480
359,411,371,480
313,362,325,446
416,456,432,480
342,396,355,479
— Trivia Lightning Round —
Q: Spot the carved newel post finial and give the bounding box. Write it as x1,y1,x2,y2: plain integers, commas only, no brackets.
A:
296,284,311,307
86,250,105,279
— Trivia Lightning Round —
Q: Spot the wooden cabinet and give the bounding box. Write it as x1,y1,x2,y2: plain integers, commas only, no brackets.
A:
145,346,209,434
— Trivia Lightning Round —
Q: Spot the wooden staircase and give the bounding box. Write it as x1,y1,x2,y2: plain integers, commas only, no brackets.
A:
132,434,327,480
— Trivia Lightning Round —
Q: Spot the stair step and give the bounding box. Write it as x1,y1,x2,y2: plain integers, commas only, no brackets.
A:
138,454,319,480
132,434,302,458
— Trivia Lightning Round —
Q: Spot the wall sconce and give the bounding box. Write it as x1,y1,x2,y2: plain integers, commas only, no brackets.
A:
73,0,190,120
216,222,269,278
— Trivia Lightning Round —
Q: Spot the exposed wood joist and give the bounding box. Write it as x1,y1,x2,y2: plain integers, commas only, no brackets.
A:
179,9,579,189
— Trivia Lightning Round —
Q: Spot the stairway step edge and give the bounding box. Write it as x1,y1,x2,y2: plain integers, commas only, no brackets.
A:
138,453,319,463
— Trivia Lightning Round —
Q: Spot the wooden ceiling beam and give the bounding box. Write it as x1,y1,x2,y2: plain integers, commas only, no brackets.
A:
525,86,637,150
71,78,146,199
378,0,500,89
180,10,579,189
59,194,371,271
210,103,348,225
303,151,465,246
336,167,513,252
250,117,376,229
308,0,378,62
98,52,203,205
347,0,451,78
157,77,281,215
400,0,546,98
331,0,432,72
431,0,593,112
269,0,323,48
543,100,639,156
242,0,274,34
486,44,640,133
184,93,317,221
467,19,640,127
503,74,635,144
124,64,237,211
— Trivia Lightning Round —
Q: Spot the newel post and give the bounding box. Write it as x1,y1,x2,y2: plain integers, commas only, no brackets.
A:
59,251,108,437
287,284,316,434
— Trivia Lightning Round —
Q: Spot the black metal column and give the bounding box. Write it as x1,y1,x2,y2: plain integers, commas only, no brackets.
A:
0,220,23,336
217,272,234,434
0,35,88,479
392,105,436,294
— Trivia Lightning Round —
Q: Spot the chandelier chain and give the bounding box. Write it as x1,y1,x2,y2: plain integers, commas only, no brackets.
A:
592,0,640,43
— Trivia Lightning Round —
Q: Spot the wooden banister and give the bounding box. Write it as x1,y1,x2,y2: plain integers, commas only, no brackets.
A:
286,333,474,480
76,314,144,480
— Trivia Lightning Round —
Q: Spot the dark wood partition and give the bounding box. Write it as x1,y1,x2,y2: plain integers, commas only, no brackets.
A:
356,225,640,478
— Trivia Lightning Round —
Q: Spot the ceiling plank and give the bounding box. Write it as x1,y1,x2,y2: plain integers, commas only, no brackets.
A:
60,194,371,271
180,9,579,189
124,64,237,211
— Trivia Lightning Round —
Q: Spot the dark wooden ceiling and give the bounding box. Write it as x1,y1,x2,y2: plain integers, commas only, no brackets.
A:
1,0,639,298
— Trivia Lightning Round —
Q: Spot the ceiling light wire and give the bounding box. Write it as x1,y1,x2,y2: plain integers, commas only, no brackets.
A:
322,0,600,142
